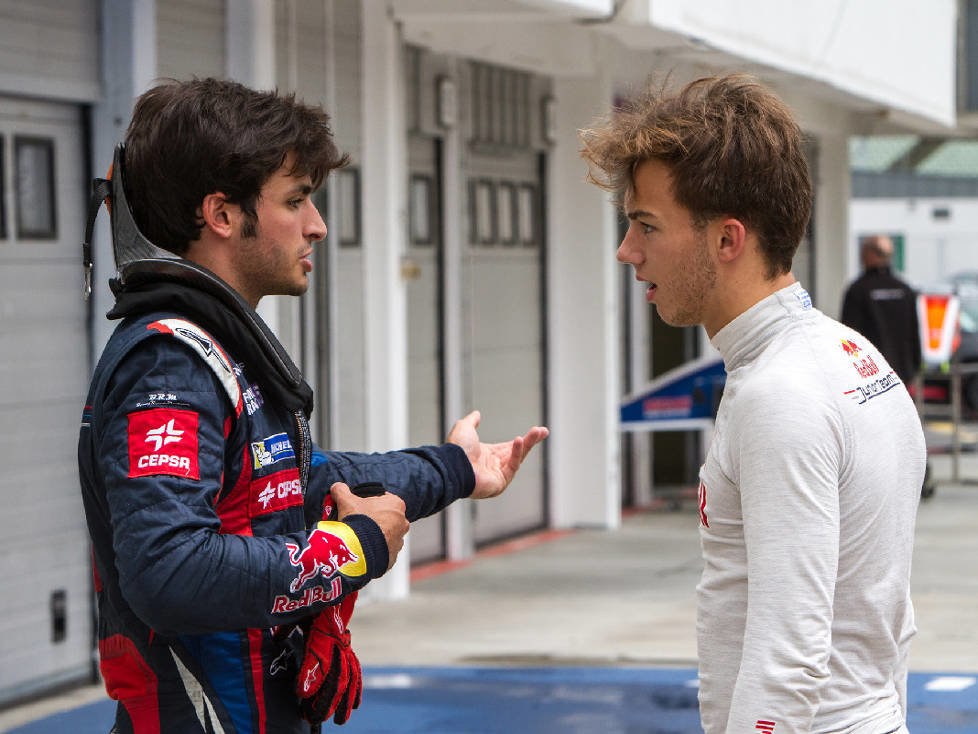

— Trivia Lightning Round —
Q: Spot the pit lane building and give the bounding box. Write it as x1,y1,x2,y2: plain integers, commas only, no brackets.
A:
0,0,958,704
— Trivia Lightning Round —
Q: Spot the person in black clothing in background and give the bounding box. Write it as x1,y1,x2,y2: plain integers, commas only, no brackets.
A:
842,234,933,498
842,235,921,383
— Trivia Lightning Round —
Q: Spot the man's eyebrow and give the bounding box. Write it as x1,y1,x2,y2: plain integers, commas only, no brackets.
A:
288,183,314,196
625,208,656,221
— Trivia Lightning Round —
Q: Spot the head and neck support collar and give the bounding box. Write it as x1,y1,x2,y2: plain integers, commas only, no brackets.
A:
81,144,314,421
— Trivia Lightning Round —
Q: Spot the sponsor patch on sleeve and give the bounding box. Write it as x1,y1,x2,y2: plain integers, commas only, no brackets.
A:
285,522,367,593
250,468,304,517
127,408,200,479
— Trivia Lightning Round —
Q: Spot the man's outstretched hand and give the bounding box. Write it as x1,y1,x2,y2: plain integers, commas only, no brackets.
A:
446,410,549,500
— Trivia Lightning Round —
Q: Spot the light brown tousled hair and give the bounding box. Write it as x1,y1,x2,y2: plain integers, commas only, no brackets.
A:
579,74,812,279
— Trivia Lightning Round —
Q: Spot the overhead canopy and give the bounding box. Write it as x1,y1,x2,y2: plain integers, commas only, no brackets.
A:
614,0,956,131
393,0,957,134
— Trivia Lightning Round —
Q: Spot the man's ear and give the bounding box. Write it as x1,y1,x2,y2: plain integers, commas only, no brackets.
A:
715,217,747,264
198,192,235,239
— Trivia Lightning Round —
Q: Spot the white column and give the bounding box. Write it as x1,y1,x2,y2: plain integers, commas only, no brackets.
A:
225,0,298,352
628,279,654,506
813,133,851,320
226,0,276,90
91,0,157,359
359,1,411,599
547,73,621,529
438,69,474,561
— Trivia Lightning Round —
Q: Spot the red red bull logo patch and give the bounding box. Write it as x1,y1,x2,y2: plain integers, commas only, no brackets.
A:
285,522,366,592
127,408,199,479
250,468,303,517
841,338,882,379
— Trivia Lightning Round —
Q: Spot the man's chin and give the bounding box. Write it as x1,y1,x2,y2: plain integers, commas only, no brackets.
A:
284,275,310,297
655,306,697,329
260,282,309,301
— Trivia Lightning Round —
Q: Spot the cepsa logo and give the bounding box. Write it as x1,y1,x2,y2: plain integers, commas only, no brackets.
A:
127,408,199,479
250,468,303,517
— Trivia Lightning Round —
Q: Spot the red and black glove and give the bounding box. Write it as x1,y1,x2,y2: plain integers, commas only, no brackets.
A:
296,584,362,725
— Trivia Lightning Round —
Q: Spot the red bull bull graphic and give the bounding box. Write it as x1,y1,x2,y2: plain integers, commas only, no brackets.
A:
285,522,367,592
840,339,860,359
840,338,881,379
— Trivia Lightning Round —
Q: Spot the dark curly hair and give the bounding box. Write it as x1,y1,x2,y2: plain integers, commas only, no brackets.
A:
124,77,349,255
580,74,812,279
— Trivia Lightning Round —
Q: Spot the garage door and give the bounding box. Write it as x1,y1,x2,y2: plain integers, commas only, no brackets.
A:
463,61,549,545
464,154,547,543
0,96,90,702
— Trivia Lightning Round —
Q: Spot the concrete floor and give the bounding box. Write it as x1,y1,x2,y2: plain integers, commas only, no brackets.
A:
353,508,703,671
2,452,977,732
351,451,978,676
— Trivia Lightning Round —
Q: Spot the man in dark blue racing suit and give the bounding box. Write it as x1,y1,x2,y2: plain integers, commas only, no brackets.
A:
78,77,548,734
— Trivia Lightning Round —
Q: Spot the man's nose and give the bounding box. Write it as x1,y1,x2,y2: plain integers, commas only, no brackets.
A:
616,222,643,265
308,201,327,241
617,234,639,265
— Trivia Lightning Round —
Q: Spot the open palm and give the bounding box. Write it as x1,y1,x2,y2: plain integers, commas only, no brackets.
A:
446,410,549,499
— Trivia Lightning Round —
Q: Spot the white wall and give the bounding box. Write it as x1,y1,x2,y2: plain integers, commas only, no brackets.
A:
810,133,851,319
359,1,411,598
628,0,957,128
0,0,100,102
515,0,613,16
774,87,854,318
850,197,978,291
547,71,621,529
90,0,158,358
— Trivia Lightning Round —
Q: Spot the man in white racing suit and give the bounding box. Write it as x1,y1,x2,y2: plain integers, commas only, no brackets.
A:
580,75,924,733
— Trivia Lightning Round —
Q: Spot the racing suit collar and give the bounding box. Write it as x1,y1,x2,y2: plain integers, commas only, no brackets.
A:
107,257,314,420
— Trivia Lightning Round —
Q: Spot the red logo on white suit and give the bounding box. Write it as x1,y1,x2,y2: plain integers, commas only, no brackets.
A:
698,480,709,528
128,408,200,479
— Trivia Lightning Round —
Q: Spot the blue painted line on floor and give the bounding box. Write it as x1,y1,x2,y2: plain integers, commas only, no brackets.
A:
6,668,977,733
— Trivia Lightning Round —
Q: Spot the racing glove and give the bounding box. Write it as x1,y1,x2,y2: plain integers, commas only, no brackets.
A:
297,591,361,725
297,484,382,725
